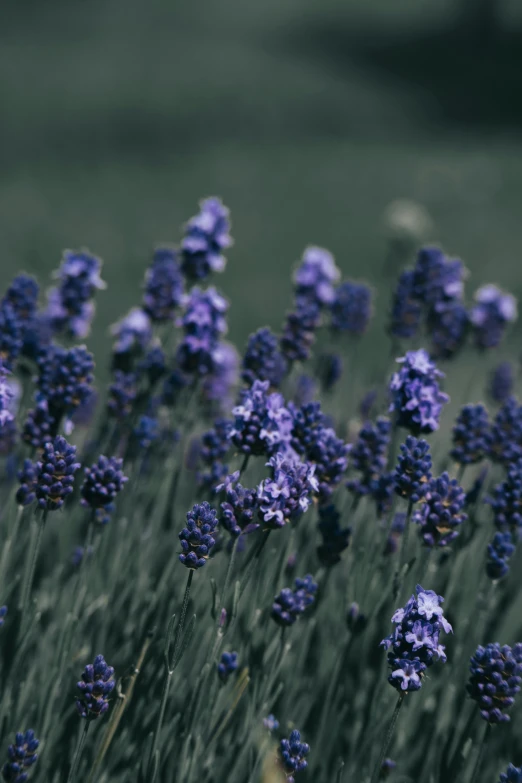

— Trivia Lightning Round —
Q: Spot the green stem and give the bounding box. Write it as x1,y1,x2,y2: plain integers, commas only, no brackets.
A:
18,510,47,622
67,721,90,783
171,569,194,668
470,723,491,783
393,501,413,599
369,695,403,783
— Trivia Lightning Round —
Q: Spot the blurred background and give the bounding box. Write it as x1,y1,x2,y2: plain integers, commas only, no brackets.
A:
1,0,522,377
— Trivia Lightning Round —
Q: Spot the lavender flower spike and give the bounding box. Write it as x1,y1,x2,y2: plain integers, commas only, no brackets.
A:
470,284,517,349
279,729,310,782
81,455,128,525
2,730,39,782
181,197,232,281
76,654,116,719
467,643,522,723
257,453,318,529
294,246,340,307
179,502,218,569
389,349,449,434
498,764,522,783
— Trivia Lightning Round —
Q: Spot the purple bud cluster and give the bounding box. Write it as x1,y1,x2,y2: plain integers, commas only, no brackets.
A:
76,654,115,720
279,729,310,782
486,533,516,580
34,436,81,512
316,504,351,566
280,301,321,364
201,342,239,414
467,643,522,723
179,502,218,569
272,575,317,627
499,765,522,783
0,364,14,436
346,417,391,497
394,436,432,503
22,401,54,450
330,281,373,335
389,350,449,434
16,460,37,507
486,459,522,534
37,344,95,428
451,404,491,465
217,651,238,683
381,585,452,692
489,362,514,405
413,472,467,547
231,380,293,457
470,284,517,349
81,455,128,524
1,730,39,782
142,247,184,322
0,302,23,372
111,308,152,358
176,287,228,377
257,453,318,529
46,249,106,339
293,246,339,308
242,327,287,389
216,471,259,537
489,397,522,466
2,274,39,325
107,371,137,420
197,419,231,490
389,270,422,340
181,197,232,281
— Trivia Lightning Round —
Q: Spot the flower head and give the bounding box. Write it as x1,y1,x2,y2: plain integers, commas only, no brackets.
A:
486,459,522,534
181,197,232,281
231,380,293,457
427,300,469,359
0,302,23,371
2,274,39,325
34,436,81,512
389,269,422,340
217,651,238,683
46,249,105,338
22,401,54,451
330,281,373,335
257,453,317,529
489,396,522,466
107,371,137,420
216,471,259,538
1,730,39,783
76,654,115,720
346,417,391,497
176,287,229,377
111,308,152,358
412,247,464,307
394,436,432,503
499,764,522,783
470,284,517,349
467,643,522,723
242,327,287,389
489,362,515,405
263,715,279,732
486,532,516,581
280,301,321,364
294,246,339,307
179,502,218,569
389,350,449,434
272,575,317,627
307,427,349,503
81,456,128,525
414,472,467,547
451,404,491,465
143,247,184,321
37,344,95,430
279,729,310,782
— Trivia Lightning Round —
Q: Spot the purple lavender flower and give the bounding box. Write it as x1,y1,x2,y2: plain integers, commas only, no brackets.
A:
306,427,349,504
451,404,491,465
289,401,326,456
0,606,7,629
176,287,229,377
346,417,391,497
389,350,449,434
0,302,23,371
317,353,343,392
0,363,14,431
139,345,167,387
1,730,39,782
272,575,317,626
489,362,514,405
197,419,231,490
133,415,159,450
37,344,95,431
389,269,422,340
467,643,522,723
330,281,373,335
394,436,432,503
413,472,467,547
81,455,128,525
257,453,318,529
489,396,522,466
412,247,464,307
486,532,516,580
242,327,287,389
179,502,218,569
20,312,53,363
22,401,54,451
16,459,37,507
143,247,184,321
427,300,469,359
46,249,106,338
499,764,522,783
107,371,137,420
201,341,239,414
161,369,187,408
294,246,339,307
316,504,351,566
2,274,39,325
263,715,279,732
470,284,517,350
34,436,81,512
217,651,238,683
381,585,452,692
216,471,259,537
231,380,293,457
181,197,232,281
486,459,522,534
76,654,115,720
279,729,310,782
280,300,321,364
111,308,152,357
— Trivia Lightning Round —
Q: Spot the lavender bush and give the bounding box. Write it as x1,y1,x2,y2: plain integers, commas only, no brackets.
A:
0,203,520,783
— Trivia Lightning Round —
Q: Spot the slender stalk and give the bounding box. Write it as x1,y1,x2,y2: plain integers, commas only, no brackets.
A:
239,454,250,477
369,695,403,783
67,721,90,783
171,570,194,668
393,501,413,599
18,510,47,622
470,723,491,783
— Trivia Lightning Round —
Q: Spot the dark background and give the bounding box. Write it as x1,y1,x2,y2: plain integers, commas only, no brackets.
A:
1,0,522,375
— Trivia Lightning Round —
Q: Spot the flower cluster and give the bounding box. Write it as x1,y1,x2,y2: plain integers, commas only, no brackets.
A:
0,364,14,432
142,247,184,321
0,302,23,371
394,436,432,503
451,404,491,465
33,436,81,512
306,427,350,503
16,460,37,507
272,575,317,627
413,472,467,547
279,729,310,782
489,396,522,466
280,301,321,364
486,459,522,534
389,350,449,434
179,502,218,569
486,532,516,580
1,730,39,782
2,274,39,325
201,341,239,414
346,417,391,497
181,197,232,281
45,249,106,338
111,308,152,359
470,284,517,349
316,504,351,566
389,270,422,340
107,371,137,420
330,281,373,335
22,401,54,450
467,643,522,723
257,453,318,529
293,246,339,307
176,287,229,377
76,655,115,720
80,455,128,524
381,585,452,692
499,765,522,783
242,327,287,389
489,362,514,405
217,651,238,683
37,344,95,429
216,471,259,537
231,380,293,457
197,419,231,490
